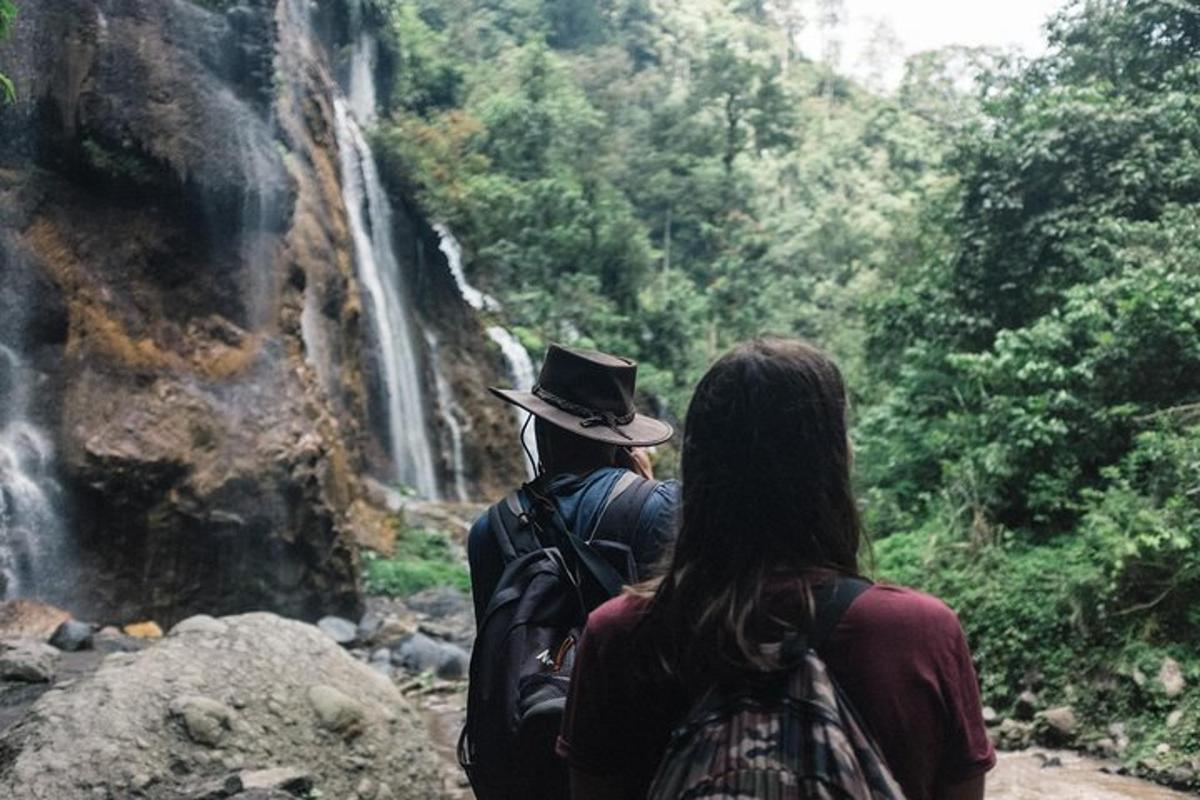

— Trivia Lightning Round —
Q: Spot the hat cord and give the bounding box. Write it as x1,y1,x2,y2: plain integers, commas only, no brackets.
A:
532,384,635,440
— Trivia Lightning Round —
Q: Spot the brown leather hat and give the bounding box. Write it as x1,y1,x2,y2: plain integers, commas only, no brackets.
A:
489,343,673,447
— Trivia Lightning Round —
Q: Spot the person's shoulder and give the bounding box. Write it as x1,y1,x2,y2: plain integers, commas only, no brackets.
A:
652,477,680,502
585,592,654,641
846,582,966,645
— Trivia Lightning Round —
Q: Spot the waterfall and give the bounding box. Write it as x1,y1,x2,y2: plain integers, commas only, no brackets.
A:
347,32,378,126
486,327,540,477
333,96,439,498
434,226,540,476
0,346,70,601
434,223,500,313
424,331,470,502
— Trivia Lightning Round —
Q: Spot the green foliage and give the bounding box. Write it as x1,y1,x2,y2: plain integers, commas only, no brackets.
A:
364,0,1200,765
0,0,16,104
861,1,1200,768
362,527,469,596
371,0,941,412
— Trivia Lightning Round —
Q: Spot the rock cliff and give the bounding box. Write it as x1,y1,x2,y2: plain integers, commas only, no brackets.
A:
0,0,523,624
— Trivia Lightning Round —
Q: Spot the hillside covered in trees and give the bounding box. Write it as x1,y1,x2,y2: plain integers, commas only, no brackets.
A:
362,0,1200,781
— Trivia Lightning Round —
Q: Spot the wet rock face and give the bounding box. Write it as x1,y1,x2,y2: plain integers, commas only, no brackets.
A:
0,613,445,799
0,0,524,624
0,0,368,624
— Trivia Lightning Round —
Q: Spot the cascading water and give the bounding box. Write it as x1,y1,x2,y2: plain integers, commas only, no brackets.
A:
486,326,540,477
424,331,470,502
434,225,540,476
334,71,439,497
0,345,70,601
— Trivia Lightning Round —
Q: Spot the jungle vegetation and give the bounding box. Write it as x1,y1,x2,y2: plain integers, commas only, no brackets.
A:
371,0,1200,774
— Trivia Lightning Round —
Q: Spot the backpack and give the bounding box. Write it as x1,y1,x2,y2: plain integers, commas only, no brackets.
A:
459,471,662,800
647,578,907,800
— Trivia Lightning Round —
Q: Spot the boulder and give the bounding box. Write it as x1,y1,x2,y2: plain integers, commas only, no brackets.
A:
124,621,165,639
392,632,451,674
994,718,1034,750
93,626,149,654
0,639,58,682
49,619,94,652
1013,689,1039,721
368,613,419,647
0,613,443,799
317,615,359,646
0,600,71,639
1158,657,1185,698
435,643,471,681
1036,705,1077,745
1094,736,1121,759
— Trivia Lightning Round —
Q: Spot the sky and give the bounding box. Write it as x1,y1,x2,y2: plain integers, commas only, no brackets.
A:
796,0,1072,89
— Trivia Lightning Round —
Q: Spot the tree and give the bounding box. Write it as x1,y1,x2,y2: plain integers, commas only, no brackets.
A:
0,0,16,104
696,32,795,174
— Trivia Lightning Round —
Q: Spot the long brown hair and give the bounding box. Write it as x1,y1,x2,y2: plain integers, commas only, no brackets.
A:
637,338,863,679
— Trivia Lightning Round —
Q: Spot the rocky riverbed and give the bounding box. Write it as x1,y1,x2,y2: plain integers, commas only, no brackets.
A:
2,588,1195,799
0,497,1193,799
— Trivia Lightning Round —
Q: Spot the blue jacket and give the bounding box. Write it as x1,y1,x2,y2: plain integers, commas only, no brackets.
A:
467,467,680,625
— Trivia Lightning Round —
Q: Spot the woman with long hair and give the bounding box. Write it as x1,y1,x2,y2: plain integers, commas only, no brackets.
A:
557,338,994,799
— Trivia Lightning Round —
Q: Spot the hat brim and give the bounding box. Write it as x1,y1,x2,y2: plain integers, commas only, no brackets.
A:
489,387,674,447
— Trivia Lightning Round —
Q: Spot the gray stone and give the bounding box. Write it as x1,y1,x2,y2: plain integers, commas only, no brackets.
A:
1041,755,1062,768
170,696,236,747
49,620,94,652
1094,737,1120,759
392,632,445,674
357,610,386,643
405,586,471,620
317,616,359,647
1036,705,1077,745
1013,689,1039,721
0,613,442,799
307,684,366,736
981,706,999,726
367,614,418,648
240,767,313,794
1158,657,1185,698
92,627,147,654
1166,709,1184,729
435,643,470,681
0,639,59,682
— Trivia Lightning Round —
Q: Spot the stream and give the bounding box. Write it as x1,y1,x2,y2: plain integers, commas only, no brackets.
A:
988,750,1195,799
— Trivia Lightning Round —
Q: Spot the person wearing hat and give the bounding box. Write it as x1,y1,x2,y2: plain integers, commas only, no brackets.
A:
467,343,681,626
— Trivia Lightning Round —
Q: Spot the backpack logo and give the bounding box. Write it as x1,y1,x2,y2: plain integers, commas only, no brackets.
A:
648,647,906,800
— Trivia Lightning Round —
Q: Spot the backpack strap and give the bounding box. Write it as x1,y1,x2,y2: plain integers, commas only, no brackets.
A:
811,576,872,651
488,490,540,563
524,481,626,603
590,474,661,546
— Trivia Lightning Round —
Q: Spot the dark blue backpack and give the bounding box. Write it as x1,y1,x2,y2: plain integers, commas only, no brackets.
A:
459,473,660,800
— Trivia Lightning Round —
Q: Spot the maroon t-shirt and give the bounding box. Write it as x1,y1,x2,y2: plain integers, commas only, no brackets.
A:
557,581,996,800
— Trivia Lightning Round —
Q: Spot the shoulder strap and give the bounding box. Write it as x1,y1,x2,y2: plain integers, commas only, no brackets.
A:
525,483,626,603
585,471,639,541
811,577,871,651
591,475,661,546
488,490,540,563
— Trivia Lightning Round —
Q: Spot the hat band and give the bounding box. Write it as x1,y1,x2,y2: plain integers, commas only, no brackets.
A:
532,384,635,441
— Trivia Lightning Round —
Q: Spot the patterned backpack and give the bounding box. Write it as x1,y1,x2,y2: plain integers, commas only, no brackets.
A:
647,579,907,800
